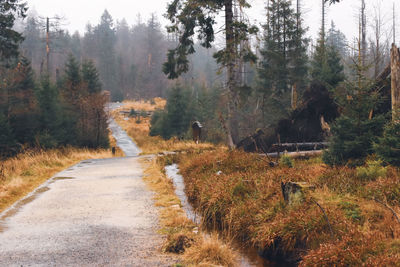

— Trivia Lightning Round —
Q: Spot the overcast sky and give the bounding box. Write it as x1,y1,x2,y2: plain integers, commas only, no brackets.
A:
26,0,399,44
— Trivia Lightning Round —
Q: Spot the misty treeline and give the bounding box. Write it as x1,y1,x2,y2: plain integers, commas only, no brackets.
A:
152,0,398,166
20,10,219,101
0,0,109,158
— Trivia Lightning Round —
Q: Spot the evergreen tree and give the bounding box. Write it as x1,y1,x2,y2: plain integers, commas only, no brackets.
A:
82,60,102,94
374,119,400,167
95,10,119,100
258,0,308,124
0,0,27,61
323,71,386,166
164,0,258,148
0,112,18,157
8,58,38,145
311,28,344,88
35,75,61,148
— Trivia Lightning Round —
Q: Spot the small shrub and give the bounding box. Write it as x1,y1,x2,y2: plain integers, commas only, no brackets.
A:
340,201,364,223
374,120,400,166
279,154,294,168
129,108,137,117
356,160,387,181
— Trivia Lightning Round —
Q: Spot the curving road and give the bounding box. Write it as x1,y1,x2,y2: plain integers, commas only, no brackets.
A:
0,118,176,266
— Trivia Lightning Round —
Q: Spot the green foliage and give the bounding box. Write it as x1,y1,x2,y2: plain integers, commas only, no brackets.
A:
0,0,27,61
150,85,191,139
374,120,400,166
129,109,137,117
82,60,102,94
356,160,387,181
323,74,386,166
279,154,294,168
0,112,18,157
339,201,364,223
311,30,344,88
257,0,309,125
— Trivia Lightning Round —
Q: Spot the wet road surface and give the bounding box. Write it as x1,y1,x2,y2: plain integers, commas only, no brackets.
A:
0,119,176,266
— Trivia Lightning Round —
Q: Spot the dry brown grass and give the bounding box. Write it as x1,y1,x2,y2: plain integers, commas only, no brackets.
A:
0,147,113,213
140,156,239,266
176,149,400,266
123,98,166,111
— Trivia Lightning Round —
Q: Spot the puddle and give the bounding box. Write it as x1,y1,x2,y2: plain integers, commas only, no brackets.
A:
53,177,75,181
165,164,274,267
0,186,50,233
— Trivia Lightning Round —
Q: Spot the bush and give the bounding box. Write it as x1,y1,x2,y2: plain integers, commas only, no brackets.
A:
129,109,137,117
323,115,385,166
374,120,400,166
356,160,387,181
279,154,294,168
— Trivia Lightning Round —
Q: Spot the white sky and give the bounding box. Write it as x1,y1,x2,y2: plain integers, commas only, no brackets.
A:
26,0,400,44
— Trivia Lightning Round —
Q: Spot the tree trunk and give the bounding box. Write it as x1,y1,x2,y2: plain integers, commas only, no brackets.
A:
391,43,400,120
225,0,236,149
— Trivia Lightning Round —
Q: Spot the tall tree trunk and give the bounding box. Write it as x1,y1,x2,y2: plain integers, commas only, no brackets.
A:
225,0,237,149
391,44,400,120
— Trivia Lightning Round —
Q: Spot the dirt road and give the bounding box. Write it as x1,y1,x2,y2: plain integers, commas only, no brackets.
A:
0,120,176,266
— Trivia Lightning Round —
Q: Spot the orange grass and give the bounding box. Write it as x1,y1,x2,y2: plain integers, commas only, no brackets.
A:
0,147,113,213
176,149,400,265
122,98,166,111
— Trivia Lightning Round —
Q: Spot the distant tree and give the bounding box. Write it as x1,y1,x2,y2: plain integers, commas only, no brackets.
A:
82,60,102,94
326,21,348,59
258,0,308,124
95,10,119,100
311,29,344,88
0,0,27,61
7,58,38,145
35,75,61,148
0,112,18,157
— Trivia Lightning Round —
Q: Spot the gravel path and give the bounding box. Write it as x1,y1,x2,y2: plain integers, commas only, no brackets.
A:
0,120,177,266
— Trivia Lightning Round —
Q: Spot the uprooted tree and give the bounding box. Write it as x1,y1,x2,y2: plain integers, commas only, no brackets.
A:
163,0,258,149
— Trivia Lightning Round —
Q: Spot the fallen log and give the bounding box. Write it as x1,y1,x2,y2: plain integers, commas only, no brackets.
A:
262,150,324,159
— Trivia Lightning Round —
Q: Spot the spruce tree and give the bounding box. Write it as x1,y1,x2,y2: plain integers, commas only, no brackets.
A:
258,0,308,124
35,75,61,148
82,60,102,94
0,112,18,157
0,0,27,61
374,119,400,166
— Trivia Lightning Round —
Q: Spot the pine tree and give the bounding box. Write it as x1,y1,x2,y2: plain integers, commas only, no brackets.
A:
8,58,38,145
82,60,102,94
0,0,27,61
35,75,61,148
258,0,308,124
374,119,400,166
95,10,119,100
323,70,385,166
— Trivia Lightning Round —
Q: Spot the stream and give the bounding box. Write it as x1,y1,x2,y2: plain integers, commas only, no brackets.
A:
165,164,274,267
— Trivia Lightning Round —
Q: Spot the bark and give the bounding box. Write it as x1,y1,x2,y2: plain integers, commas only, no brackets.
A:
225,0,237,149
391,43,400,120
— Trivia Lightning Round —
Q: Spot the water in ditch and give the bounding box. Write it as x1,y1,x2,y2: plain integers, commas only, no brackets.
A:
165,164,274,267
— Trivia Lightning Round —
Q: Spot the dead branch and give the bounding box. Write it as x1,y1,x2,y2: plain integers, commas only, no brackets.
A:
311,199,335,238
374,198,400,224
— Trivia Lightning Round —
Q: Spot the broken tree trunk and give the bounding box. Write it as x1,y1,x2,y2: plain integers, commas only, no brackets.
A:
391,43,400,120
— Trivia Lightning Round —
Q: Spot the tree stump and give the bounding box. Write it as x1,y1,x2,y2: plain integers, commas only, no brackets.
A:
281,181,316,205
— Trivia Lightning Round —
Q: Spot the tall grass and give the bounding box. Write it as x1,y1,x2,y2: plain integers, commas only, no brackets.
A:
176,149,400,265
0,147,112,212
